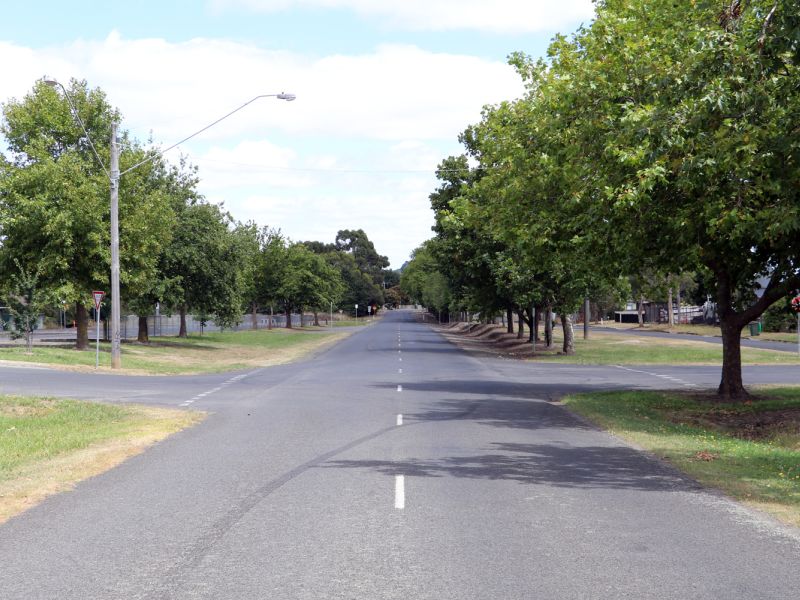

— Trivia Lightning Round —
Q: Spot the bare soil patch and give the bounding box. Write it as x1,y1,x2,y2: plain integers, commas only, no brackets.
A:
437,323,543,358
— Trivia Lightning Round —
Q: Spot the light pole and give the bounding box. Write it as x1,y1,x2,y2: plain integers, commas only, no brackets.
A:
43,78,295,368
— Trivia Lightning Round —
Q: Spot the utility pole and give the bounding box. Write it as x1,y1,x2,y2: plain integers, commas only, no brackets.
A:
110,122,122,369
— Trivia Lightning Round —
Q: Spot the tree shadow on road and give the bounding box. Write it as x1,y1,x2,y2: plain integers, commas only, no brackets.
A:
372,379,627,402
323,441,694,492
404,397,591,432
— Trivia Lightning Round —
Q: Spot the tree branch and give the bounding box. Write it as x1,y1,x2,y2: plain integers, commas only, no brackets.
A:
758,2,779,50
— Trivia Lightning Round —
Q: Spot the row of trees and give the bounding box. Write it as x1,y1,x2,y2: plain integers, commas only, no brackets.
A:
402,0,800,401
0,80,395,349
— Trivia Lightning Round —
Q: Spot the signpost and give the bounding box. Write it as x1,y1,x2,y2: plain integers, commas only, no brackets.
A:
355,303,358,324
92,291,105,369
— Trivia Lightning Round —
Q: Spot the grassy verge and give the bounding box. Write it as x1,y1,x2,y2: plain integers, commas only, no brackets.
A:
534,332,800,365
0,327,349,375
563,388,800,527
0,394,202,523
332,316,381,327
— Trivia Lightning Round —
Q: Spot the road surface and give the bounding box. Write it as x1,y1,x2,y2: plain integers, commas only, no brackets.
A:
0,310,798,599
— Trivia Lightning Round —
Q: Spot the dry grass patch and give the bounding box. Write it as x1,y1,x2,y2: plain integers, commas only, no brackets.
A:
1,397,202,523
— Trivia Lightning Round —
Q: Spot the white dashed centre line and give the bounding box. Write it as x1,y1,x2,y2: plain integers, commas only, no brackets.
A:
396,414,403,426
397,384,403,392
395,475,405,509
398,368,403,374
180,372,255,406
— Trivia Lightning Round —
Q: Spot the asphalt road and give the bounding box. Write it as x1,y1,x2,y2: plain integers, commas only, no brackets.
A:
0,310,798,599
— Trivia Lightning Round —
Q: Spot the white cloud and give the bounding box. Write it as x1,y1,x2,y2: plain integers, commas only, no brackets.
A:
188,140,312,191
0,33,517,267
0,33,522,145
209,0,596,33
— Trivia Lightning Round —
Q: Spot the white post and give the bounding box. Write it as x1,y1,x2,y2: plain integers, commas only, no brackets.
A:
95,307,101,369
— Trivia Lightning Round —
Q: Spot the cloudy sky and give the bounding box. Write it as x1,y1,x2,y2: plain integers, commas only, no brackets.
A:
0,0,595,268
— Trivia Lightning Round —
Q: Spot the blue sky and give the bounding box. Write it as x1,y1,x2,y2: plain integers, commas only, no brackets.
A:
0,0,595,267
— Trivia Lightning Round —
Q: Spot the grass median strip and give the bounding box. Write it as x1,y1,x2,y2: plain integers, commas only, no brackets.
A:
0,394,202,523
0,328,348,375
563,388,800,527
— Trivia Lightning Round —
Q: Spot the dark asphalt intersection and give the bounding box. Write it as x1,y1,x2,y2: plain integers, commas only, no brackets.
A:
0,311,798,599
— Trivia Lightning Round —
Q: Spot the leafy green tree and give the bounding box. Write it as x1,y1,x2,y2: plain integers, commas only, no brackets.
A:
539,0,800,398
401,242,454,316
0,79,174,350
0,80,116,349
248,227,287,329
276,244,343,328
164,202,246,336
335,228,389,304
3,260,50,353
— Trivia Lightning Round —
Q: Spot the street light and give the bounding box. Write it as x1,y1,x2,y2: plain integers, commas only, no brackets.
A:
43,77,295,368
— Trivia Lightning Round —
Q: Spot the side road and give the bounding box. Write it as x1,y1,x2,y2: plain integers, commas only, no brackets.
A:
592,325,797,353
0,310,798,599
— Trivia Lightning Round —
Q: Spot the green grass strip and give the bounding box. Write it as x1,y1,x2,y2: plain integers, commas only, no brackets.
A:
563,388,800,527
1,395,140,480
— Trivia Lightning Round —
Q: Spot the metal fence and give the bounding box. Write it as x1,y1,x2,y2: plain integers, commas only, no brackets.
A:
1,312,328,342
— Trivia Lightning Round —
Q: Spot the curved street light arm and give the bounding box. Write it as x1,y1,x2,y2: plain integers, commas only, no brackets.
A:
42,78,111,179
120,93,294,177
43,78,295,180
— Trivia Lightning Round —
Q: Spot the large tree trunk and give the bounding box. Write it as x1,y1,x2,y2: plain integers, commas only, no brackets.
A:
313,311,320,327
545,306,554,348
718,317,748,400
716,270,749,400
506,307,514,334
251,302,258,330
676,287,682,325
527,307,535,343
561,312,575,355
137,315,149,343
534,306,541,341
517,311,524,339
178,305,188,338
75,303,89,350
285,307,292,329
668,287,675,327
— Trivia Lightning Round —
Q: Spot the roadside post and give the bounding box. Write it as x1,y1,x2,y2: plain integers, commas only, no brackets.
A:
92,291,105,369
792,295,800,357
355,304,358,325
368,305,372,321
